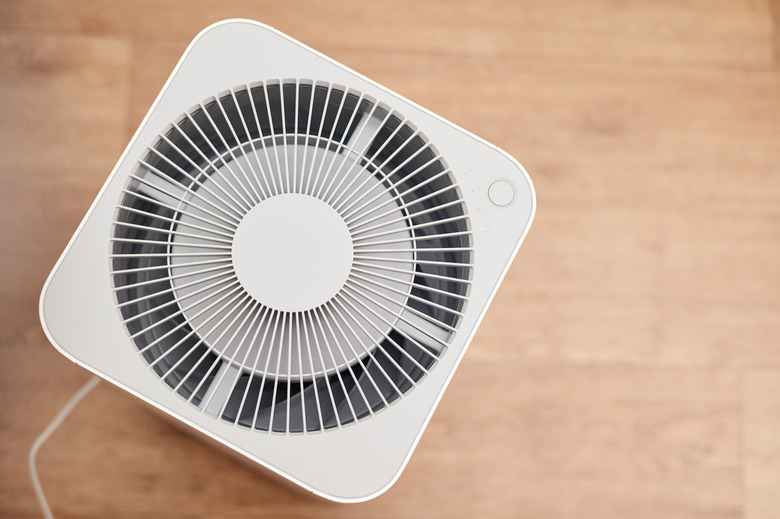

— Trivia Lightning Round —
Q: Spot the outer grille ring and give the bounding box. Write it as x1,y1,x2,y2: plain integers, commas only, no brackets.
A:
111,80,473,433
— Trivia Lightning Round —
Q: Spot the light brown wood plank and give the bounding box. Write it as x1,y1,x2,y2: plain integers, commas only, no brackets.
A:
0,0,774,67
330,51,780,369
0,33,132,176
0,33,133,302
126,39,188,139
0,326,99,517
743,369,780,519
773,0,780,62
0,29,132,517
27,363,740,519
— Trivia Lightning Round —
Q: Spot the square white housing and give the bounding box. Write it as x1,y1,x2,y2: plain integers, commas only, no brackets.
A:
40,19,535,502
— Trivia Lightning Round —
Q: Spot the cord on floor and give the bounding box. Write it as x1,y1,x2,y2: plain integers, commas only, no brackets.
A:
28,376,101,519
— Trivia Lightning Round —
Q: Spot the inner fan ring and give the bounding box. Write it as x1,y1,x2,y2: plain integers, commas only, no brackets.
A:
111,80,473,433
166,136,416,381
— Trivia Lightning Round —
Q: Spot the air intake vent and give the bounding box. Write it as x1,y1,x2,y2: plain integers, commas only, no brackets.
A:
110,80,473,433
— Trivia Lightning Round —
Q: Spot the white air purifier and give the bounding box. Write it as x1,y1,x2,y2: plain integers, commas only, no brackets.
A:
40,19,535,502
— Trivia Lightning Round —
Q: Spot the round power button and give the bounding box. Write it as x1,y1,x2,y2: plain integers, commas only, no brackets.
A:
488,180,515,207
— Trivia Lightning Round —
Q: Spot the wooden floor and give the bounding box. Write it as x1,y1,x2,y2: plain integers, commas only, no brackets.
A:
1,1,780,517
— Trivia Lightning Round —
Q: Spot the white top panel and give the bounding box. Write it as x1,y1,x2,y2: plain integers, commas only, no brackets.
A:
40,19,535,502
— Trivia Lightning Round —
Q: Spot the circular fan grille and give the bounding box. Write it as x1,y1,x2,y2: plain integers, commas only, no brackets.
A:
111,80,472,433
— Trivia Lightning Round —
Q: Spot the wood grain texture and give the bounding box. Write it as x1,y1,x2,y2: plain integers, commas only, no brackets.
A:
1,1,779,517
744,370,780,519
22,365,743,519
774,0,780,61
0,0,775,66
0,33,132,302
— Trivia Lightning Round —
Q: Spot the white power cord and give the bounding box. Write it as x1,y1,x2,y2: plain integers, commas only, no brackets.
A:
28,376,101,519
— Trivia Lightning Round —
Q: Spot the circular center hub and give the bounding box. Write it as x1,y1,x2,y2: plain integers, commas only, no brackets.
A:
231,194,353,312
